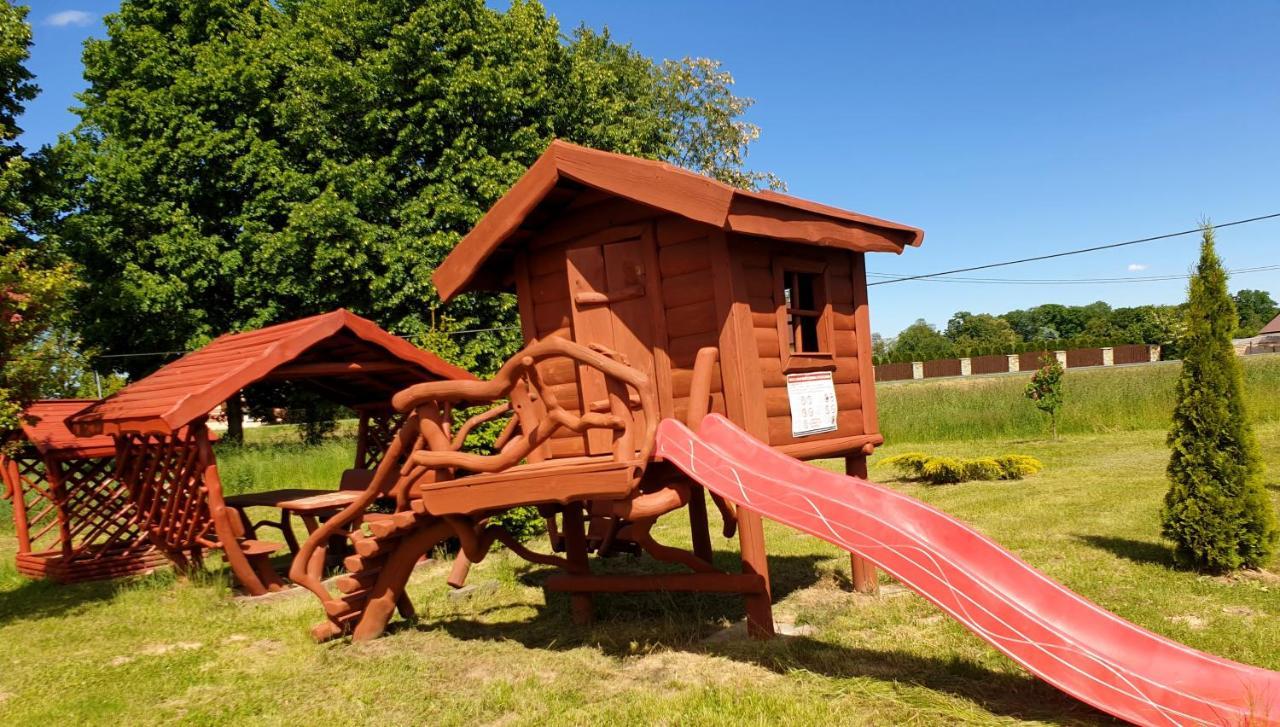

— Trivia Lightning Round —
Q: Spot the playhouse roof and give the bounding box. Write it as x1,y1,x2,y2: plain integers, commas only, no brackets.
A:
433,140,925,302
68,310,474,437
1261,312,1280,336
16,400,118,459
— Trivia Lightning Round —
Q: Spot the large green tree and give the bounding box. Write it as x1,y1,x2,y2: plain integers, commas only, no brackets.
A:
45,0,780,385
0,2,82,437
944,311,1018,351
889,319,954,362
1161,227,1276,572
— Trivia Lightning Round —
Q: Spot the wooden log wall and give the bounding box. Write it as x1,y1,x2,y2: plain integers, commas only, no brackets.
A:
517,200,731,460
733,238,866,449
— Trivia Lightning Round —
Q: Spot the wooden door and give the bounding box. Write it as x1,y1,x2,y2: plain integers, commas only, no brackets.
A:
565,225,657,456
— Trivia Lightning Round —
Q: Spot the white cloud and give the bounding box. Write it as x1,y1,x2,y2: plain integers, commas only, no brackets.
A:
46,10,95,28
1127,263,1149,272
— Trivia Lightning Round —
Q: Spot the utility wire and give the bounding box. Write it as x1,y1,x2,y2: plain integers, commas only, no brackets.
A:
867,212,1280,286
865,264,1280,285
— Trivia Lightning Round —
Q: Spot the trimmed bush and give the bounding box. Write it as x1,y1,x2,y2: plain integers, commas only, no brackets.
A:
995,454,1043,479
882,452,1043,485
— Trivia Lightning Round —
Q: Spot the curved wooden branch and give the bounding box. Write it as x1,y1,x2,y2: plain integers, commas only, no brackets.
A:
408,409,624,473
606,481,692,521
288,411,421,601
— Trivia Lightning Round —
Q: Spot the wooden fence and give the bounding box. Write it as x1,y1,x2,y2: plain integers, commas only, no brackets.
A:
874,344,1161,382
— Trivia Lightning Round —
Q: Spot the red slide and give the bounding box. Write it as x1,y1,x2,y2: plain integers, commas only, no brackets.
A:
656,415,1280,727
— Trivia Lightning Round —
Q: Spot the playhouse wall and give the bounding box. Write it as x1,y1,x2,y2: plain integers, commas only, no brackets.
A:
515,198,727,460
511,196,876,462
728,235,872,452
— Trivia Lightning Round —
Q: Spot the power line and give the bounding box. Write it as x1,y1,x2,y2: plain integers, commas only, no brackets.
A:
867,212,1280,286
865,264,1280,285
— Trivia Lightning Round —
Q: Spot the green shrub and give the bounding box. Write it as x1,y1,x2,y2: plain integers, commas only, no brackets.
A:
995,454,1043,479
962,457,1003,482
919,456,967,484
881,452,930,478
883,452,1043,485
491,506,546,541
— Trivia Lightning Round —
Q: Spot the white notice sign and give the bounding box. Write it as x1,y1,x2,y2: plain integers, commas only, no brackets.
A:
786,371,838,437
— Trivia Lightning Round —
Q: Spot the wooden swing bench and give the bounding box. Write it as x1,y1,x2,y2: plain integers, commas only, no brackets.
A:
292,337,754,642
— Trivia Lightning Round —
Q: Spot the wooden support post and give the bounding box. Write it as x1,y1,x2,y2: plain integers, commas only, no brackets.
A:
560,503,594,625
354,411,370,470
736,507,774,638
687,484,714,563
5,456,32,554
46,458,75,558
845,455,879,595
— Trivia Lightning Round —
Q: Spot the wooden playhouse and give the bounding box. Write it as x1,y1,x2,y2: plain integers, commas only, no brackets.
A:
294,141,923,641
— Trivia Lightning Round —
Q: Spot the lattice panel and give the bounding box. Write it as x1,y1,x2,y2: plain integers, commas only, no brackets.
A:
7,453,56,553
59,455,149,562
2,447,154,572
358,412,405,470
116,430,213,552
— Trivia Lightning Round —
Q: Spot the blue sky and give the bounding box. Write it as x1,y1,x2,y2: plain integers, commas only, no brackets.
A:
18,2,1280,337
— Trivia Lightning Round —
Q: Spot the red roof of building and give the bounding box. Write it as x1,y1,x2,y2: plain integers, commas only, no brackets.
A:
433,140,924,301
17,400,117,459
1261,312,1280,336
68,310,474,437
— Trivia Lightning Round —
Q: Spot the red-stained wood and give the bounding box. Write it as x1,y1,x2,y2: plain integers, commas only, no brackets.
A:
68,310,473,438
0,401,162,584
432,140,922,302
291,142,920,644
845,455,880,594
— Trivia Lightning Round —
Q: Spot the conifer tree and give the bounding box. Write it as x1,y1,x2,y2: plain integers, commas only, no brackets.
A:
1161,226,1277,571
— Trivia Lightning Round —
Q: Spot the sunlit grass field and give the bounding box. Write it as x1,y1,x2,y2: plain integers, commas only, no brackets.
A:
877,353,1280,442
0,359,1278,724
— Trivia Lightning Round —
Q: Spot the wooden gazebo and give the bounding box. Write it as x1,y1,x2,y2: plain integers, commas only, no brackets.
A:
2,400,166,582
295,141,923,641
66,309,472,594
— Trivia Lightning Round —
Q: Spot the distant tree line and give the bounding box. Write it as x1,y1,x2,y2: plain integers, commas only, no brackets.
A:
872,291,1278,365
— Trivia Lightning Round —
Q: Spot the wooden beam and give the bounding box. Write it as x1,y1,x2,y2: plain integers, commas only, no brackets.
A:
268,361,404,378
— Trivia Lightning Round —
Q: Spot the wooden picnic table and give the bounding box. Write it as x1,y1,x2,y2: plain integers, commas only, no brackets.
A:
225,489,363,554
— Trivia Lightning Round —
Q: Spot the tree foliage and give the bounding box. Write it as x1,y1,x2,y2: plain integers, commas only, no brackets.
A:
890,319,954,361
42,0,780,386
945,311,1018,350
1232,289,1278,338
0,2,85,437
1161,228,1276,572
1023,354,1064,439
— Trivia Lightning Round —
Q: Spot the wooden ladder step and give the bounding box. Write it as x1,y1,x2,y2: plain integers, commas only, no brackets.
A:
352,534,398,558
368,510,421,539
323,593,370,619
335,570,380,594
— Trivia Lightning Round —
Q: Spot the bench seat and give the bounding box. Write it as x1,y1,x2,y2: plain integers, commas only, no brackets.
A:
418,456,642,516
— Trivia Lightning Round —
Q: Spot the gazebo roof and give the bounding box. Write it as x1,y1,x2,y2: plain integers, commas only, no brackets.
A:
68,310,474,437
433,140,925,302
17,400,118,459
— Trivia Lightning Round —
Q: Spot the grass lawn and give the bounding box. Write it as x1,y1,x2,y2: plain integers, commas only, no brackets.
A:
1,418,1278,723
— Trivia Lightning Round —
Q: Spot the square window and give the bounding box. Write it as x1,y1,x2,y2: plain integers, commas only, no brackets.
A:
783,270,823,354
